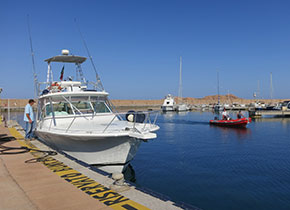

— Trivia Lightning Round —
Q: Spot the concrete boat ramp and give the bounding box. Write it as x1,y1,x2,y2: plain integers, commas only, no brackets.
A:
0,120,199,210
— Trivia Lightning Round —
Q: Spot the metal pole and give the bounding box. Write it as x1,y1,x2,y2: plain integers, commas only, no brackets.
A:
0,88,2,117
178,56,182,104
217,71,220,105
49,97,56,126
257,80,260,99
27,15,39,98
74,19,104,91
8,99,10,127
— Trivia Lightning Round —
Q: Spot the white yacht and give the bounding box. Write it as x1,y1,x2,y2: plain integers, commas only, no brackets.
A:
176,103,189,112
161,94,176,112
34,50,159,173
176,56,190,112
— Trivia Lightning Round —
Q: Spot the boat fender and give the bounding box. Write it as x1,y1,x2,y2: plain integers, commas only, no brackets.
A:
125,111,146,123
126,110,136,122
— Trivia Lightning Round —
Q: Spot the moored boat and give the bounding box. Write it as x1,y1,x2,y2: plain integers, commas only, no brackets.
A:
209,117,251,128
34,49,159,174
161,94,176,112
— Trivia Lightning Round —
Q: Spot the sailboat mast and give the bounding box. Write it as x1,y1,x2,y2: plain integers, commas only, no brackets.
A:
217,71,220,105
178,56,183,104
270,72,273,99
257,80,260,99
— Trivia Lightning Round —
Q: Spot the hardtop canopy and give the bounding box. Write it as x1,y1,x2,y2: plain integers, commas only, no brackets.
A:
39,91,109,99
45,55,87,64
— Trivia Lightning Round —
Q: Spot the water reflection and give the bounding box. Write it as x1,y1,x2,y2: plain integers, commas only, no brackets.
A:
161,112,175,119
253,117,290,129
170,119,208,125
211,126,252,141
176,111,190,116
253,117,290,123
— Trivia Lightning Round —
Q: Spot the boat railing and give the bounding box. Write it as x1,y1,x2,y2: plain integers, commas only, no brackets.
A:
102,110,159,134
45,110,159,134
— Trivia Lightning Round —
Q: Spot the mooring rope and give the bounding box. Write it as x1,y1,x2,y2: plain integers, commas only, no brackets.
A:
0,141,57,163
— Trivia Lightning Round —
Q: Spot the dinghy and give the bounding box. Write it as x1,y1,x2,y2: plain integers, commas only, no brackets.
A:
209,117,251,128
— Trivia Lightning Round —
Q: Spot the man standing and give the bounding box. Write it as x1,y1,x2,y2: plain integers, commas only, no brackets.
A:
24,99,35,140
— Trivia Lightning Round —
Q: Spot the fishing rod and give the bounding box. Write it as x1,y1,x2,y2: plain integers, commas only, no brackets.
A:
74,19,122,119
27,15,41,125
74,18,104,91
27,15,39,98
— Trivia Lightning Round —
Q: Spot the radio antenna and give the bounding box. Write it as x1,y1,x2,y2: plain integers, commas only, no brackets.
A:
74,18,104,91
27,15,39,98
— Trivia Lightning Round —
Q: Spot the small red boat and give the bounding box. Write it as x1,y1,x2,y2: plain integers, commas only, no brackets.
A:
209,117,251,128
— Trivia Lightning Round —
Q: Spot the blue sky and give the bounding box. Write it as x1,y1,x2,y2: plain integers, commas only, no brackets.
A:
1,0,290,99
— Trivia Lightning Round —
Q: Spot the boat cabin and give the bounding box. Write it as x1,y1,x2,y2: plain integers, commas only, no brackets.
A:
37,50,112,121
281,101,290,110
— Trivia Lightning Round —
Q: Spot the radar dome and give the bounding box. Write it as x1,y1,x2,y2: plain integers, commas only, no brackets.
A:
61,49,69,55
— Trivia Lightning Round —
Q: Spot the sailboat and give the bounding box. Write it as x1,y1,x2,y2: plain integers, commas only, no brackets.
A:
213,71,224,112
176,56,190,112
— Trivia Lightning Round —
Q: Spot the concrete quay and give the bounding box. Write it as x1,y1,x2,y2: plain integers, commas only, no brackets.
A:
0,120,199,210
0,124,112,210
248,109,290,118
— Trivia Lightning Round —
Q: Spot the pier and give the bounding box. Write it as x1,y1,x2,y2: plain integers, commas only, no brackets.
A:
249,109,290,118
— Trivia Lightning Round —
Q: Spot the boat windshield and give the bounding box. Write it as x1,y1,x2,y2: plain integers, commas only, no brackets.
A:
42,96,111,117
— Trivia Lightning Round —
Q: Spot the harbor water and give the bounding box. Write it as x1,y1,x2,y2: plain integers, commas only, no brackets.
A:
8,111,290,210
131,111,290,210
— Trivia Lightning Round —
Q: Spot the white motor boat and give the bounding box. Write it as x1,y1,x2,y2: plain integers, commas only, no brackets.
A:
176,103,190,112
213,103,224,112
34,50,159,173
161,94,176,112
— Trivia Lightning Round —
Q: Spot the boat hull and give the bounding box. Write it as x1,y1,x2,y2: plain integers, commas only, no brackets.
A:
176,104,189,112
209,118,251,128
35,130,141,173
161,106,175,112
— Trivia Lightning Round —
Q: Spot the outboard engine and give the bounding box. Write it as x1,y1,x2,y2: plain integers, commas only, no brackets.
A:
125,110,146,123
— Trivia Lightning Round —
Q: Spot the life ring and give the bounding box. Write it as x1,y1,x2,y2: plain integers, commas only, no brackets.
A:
49,82,62,91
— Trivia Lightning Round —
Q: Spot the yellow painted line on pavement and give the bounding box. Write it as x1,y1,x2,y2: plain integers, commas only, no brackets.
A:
9,127,150,210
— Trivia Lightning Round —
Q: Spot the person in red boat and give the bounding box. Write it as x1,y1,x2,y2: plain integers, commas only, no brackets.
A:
237,111,245,119
222,108,228,120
